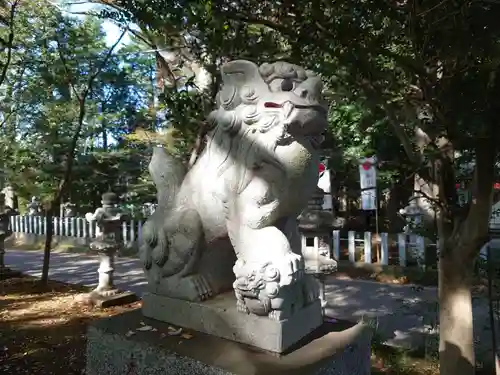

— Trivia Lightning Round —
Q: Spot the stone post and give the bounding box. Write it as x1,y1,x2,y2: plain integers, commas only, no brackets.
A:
0,193,18,275
298,186,338,314
77,192,137,307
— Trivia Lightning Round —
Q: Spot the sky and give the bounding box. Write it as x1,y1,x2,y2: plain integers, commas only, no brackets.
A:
66,1,132,48
102,19,131,47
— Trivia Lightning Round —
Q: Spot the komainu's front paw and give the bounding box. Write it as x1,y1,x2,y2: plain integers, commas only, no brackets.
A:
236,299,249,314
268,309,283,321
181,274,213,301
277,252,304,285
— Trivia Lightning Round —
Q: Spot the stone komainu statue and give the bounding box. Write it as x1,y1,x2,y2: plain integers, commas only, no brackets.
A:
140,60,328,320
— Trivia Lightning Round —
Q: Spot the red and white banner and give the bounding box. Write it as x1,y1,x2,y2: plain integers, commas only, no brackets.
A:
318,162,333,210
359,156,377,210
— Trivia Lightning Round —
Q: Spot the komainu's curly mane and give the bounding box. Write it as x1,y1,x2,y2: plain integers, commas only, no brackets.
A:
202,60,322,194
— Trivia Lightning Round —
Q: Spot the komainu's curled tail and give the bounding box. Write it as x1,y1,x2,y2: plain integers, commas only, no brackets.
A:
139,147,187,272
149,146,187,211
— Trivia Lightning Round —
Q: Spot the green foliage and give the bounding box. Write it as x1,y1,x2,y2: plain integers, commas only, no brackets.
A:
100,0,422,197
0,0,156,212
99,0,500,248
111,0,500,161
156,82,208,161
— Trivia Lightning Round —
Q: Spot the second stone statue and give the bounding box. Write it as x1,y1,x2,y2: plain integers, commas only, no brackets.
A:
140,59,329,353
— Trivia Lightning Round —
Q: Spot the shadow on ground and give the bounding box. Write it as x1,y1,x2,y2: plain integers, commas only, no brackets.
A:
5,250,147,295
5,248,499,369
0,276,141,375
324,276,499,368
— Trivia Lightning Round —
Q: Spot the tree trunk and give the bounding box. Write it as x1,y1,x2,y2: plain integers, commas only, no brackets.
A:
385,183,410,232
38,29,126,287
102,125,108,150
439,244,475,375
40,206,54,285
101,102,108,151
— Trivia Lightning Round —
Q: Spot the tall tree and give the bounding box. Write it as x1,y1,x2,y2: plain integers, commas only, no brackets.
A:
38,19,127,285
0,1,127,284
71,40,157,210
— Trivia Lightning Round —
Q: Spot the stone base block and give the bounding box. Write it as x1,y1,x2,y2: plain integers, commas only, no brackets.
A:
76,290,138,308
85,310,373,375
142,292,322,353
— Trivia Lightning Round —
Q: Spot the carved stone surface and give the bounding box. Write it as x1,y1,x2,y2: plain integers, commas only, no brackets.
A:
27,196,41,216
1,186,15,209
298,187,337,313
81,192,133,306
299,187,336,233
399,203,424,233
76,290,138,308
142,291,322,353
140,60,328,327
62,201,77,217
299,186,337,275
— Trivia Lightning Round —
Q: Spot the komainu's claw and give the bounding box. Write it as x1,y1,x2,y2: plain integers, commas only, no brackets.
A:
268,310,282,321
236,299,249,314
182,274,214,302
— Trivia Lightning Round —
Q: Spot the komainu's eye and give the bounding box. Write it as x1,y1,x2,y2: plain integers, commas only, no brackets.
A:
281,78,294,92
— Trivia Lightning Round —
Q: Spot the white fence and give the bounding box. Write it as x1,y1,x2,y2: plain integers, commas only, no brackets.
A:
331,231,429,267
8,215,430,267
9,215,145,245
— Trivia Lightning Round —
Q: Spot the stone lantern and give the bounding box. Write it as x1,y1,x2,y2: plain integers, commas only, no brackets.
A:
298,186,338,313
78,192,137,307
0,193,18,274
399,203,425,266
399,203,423,233
62,201,76,217
27,196,41,216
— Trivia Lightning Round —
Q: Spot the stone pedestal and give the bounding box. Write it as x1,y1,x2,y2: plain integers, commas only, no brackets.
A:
94,245,117,292
75,241,139,308
85,309,373,375
76,289,138,308
142,292,323,354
